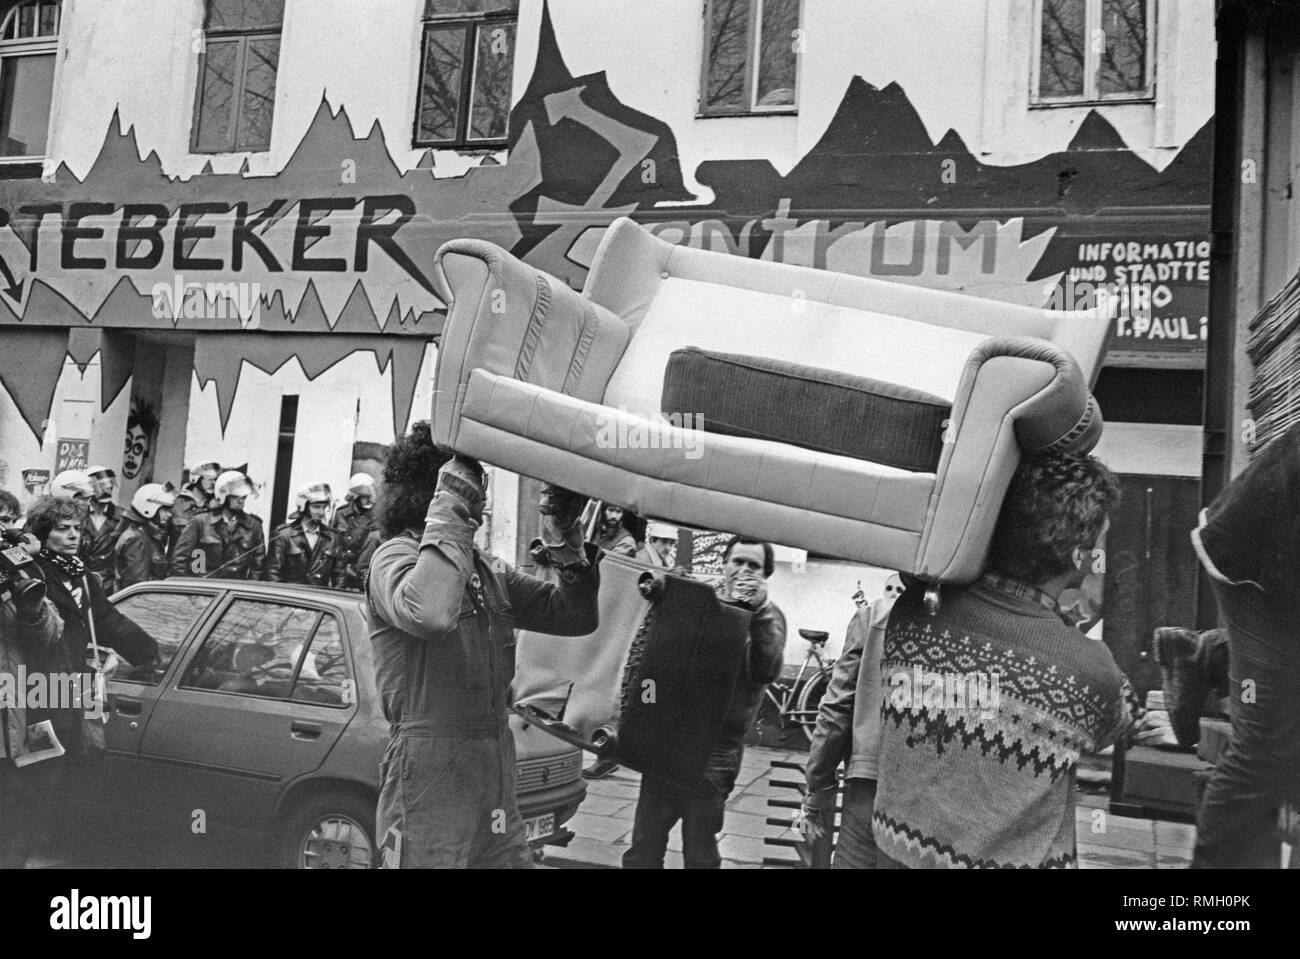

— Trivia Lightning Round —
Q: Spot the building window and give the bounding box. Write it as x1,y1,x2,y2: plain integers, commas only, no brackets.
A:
0,0,59,159
700,0,800,116
1034,0,1154,104
415,0,517,149
191,0,284,153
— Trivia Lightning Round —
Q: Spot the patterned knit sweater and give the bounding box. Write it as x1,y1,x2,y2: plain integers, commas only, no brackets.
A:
871,574,1128,869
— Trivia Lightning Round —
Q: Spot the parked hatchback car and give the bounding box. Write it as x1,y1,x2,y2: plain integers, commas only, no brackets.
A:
60,579,586,868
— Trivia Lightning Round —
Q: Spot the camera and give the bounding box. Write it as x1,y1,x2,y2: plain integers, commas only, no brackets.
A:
0,528,46,608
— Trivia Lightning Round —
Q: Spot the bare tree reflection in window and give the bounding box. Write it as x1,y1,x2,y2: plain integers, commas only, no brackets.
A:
1039,0,1085,98
237,36,279,151
705,0,749,111
419,25,466,143
470,20,513,140
195,40,238,153
1098,0,1146,94
756,0,797,107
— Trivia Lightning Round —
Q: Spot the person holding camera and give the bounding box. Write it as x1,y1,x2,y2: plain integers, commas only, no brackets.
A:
24,497,159,755
364,422,601,869
1,520,68,868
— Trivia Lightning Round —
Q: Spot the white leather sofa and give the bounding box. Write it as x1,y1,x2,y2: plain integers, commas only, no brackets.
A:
432,217,1108,584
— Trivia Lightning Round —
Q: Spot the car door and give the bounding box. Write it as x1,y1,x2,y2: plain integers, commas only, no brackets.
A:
63,587,220,816
138,595,357,834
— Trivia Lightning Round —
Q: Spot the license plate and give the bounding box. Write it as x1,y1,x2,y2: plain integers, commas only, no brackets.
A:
524,813,555,843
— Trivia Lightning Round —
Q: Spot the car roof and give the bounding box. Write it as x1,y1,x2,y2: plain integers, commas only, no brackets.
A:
133,578,366,607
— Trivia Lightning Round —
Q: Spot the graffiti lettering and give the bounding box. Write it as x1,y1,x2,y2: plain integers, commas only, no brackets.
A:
6,195,432,292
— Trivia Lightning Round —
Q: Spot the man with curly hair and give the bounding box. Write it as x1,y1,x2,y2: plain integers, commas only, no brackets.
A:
871,451,1136,868
365,422,601,869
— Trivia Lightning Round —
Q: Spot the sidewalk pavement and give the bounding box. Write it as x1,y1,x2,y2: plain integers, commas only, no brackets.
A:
543,745,1198,869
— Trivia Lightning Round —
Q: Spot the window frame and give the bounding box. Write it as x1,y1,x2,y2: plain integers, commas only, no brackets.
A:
175,595,353,708
1030,0,1157,107
0,0,60,163
698,0,801,118
108,588,220,688
413,3,517,150
189,2,283,155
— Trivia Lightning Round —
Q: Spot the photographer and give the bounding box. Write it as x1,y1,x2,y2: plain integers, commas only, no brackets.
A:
365,422,601,869
24,497,158,758
1,524,67,868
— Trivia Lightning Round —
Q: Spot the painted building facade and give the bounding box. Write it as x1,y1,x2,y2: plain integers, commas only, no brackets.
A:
0,0,1215,668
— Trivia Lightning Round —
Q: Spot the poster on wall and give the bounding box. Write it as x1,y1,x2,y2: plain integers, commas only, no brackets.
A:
55,438,89,472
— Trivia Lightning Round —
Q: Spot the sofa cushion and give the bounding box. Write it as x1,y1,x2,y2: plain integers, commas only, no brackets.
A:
602,276,990,417
662,347,951,472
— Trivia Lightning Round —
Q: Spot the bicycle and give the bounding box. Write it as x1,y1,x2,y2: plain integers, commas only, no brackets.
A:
759,628,835,746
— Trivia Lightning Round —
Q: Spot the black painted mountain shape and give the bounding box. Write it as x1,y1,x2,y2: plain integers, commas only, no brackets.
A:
697,77,1212,225
509,1,693,257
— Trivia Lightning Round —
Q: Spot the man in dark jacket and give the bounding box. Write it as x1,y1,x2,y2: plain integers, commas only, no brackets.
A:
1190,422,1300,868
171,471,265,580
264,482,338,586
332,473,377,590
169,460,220,555
115,484,175,590
623,536,786,869
80,467,121,594
365,422,601,869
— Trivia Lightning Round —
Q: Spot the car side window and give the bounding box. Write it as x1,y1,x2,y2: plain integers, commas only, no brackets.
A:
110,592,214,685
180,599,320,699
291,614,351,706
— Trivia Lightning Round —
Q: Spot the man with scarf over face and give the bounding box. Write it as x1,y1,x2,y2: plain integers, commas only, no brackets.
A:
365,423,601,868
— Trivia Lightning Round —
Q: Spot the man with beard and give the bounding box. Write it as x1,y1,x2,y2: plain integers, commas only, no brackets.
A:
115,484,176,589
332,473,378,590
592,502,637,558
171,471,265,580
365,422,600,868
264,482,338,586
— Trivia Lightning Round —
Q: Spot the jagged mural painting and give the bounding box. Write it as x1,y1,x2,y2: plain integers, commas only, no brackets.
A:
0,0,1210,443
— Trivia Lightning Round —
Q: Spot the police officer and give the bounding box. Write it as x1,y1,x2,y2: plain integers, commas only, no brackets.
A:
332,473,377,590
115,484,176,590
170,461,221,554
264,482,338,586
81,466,121,594
171,470,265,580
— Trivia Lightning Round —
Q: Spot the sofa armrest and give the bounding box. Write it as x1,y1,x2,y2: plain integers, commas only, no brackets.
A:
916,337,1103,582
432,239,631,447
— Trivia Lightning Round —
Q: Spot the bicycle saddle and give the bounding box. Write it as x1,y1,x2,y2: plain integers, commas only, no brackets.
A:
798,629,830,645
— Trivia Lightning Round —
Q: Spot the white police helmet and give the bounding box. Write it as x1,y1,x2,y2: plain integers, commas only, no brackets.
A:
131,483,176,520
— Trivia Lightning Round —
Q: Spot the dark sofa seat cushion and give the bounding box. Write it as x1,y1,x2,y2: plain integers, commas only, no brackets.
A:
661,347,951,472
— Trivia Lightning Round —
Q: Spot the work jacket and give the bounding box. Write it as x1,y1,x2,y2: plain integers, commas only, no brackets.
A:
365,491,601,733
171,511,266,580
264,521,338,587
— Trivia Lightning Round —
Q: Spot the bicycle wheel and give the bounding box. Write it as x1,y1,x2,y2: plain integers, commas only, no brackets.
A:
794,670,833,746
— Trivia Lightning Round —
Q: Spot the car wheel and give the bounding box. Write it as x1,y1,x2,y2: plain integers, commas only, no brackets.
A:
278,791,377,869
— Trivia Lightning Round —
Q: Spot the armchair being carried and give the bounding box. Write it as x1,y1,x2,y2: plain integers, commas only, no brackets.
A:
431,216,1108,585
